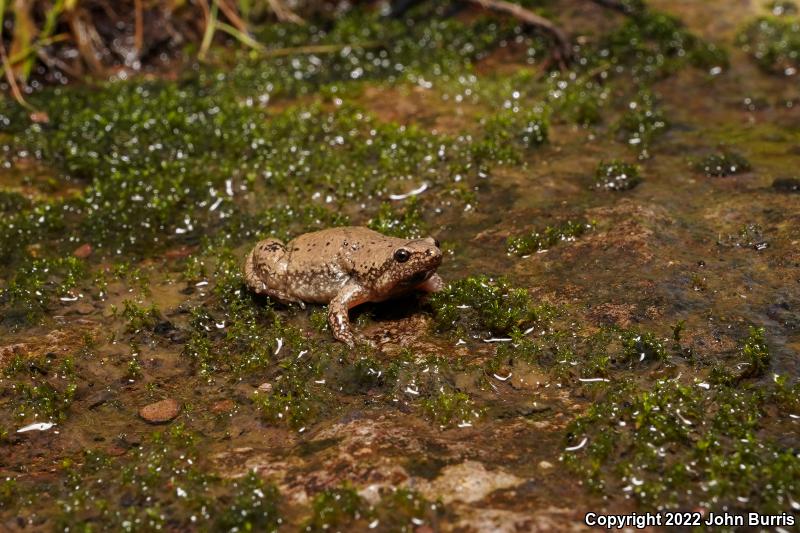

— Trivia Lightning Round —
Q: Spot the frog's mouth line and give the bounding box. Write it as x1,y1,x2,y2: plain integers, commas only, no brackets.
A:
401,269,435,287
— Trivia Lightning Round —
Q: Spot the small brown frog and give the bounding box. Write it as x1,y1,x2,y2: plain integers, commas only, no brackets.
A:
243,227,443,347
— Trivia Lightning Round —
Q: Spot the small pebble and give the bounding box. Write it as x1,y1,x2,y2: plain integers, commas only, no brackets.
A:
139,398,181,424
211,399,235,414
538,460,554,470
73,243,93,259
257,382,273,393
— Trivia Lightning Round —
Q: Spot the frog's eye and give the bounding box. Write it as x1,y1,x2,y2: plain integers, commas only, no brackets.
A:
433,239,440,248
394,249,411,263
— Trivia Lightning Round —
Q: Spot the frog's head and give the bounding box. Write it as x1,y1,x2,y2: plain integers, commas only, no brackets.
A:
375,236,442,293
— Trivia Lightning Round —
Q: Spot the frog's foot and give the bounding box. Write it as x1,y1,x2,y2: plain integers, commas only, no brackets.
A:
328,282,370,349
328,308,357,348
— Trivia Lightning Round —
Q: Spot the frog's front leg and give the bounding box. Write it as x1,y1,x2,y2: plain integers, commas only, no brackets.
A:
327,281,371,348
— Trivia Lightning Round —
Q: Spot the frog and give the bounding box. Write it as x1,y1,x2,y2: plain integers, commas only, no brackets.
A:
243,227,444,347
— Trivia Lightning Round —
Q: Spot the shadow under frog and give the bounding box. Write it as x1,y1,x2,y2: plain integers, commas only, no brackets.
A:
243,227,443,347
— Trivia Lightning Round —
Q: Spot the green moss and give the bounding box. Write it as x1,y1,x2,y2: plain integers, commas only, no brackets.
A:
738,16,800,75
594,160,642,191
421,388,482,428
302,485,438,532
740,326,770,378
304,486,366,532
371,488,441,532
472,108,549,166
213,472,282,532
3,352,77,424
0,190,31,213
429,275,543,336
121,300,160,334
253,373,328,429
619,329,667,364
1,255,85,325
44,427,284,530
563,377,800,512
507,220,592,256
0,478,16,508
601,10,728,79
548,77,609,126
344,354,403,393
694,150,752,177
614,90,669,154
368,198,426,238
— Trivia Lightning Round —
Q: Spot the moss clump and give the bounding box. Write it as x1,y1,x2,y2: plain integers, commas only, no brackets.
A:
252,369,329,430
694,151,752,177
0,190,31,213
1,256,85,324
420,388,482,428
740,326,770,378
614,91,669,154
304,486,366,531
224,13,520,101
3,354,77,424
213,472,282,532
594,160,642,191
507,220,592,256
0,478,16,508
303,485,439,532
600,10,728,79
738,16,800,76
563,378,800,513
429,276,542,336
548,78,609,126
472,109,549,165
46,426,283,530
121,300,161,334
367,198,426,239
619,329,667,364
371,488,441,532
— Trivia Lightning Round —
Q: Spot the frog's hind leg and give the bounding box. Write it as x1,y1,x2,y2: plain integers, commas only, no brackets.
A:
244,239,305,307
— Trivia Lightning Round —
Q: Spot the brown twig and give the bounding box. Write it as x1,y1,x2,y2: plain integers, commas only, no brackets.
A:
66,9,105,75
217,0,249,34
0,41,32,110
466,0,571,67
134,0,144,57
267,0,305,24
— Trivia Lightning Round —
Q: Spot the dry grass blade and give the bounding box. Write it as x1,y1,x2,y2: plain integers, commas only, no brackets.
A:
217,0,248,34
134,0,144,56
267,0,304,24
468,0,571,66
198,0,218,60
10,0,37,81
0,42,33,109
